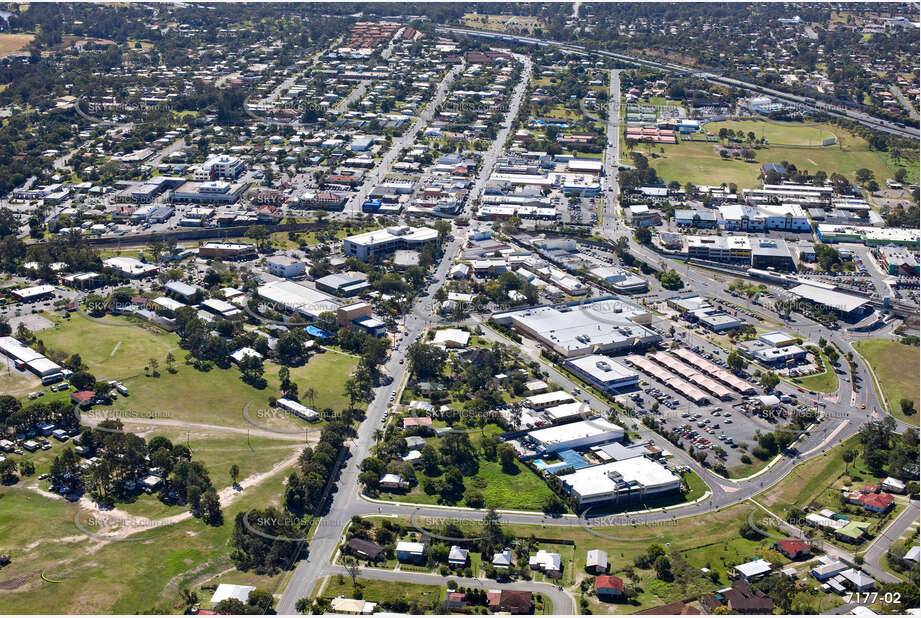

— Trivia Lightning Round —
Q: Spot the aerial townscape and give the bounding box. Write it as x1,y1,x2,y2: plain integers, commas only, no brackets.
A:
0,2,918,617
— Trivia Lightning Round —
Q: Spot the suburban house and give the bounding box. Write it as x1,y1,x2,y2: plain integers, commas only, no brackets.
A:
445,591,466,610
595,575,625,600
636,601,701,614
492,548,513,569
733,558,772,581
379,473,408,490
860,492,894,513
586,549,609,574
840,568,876,592
70,390,95,408
448,546,469,567
528,549,562,577
347,538,384,561
811,557,849,581
701,580,775,614
772,539,812,560
487,589,532,614
836,520,871,544
395,541,425,563
881,477,906,494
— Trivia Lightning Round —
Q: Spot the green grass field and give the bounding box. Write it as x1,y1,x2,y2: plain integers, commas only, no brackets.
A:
630,122,897,189
790,350,840,394
29,313,358,431
380,446,558,512
853,339,920,426
0,462,296,614
705,120,837,146
321,577,445,607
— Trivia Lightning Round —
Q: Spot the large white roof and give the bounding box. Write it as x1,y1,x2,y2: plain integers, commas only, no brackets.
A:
560,457,679,499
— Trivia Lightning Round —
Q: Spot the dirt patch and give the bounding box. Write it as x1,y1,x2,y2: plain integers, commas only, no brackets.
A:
0,570,40,591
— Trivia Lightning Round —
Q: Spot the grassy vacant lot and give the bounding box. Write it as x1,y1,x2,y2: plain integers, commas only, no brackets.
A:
632,121,896,189
379,424,557,512
0,33,34,57
322,577,445,608
0,463,295,614
759,435,867,515
705,120,837,146
853,338,919,425
30,312,358,431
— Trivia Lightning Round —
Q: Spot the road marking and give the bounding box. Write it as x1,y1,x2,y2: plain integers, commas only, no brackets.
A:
799,419,849,459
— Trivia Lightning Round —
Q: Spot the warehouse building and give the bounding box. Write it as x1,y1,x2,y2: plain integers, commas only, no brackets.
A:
566,355,639,394
491,297,660,358
522,418,624,455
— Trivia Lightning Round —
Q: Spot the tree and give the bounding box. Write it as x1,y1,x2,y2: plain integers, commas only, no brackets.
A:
659,270,683,290
201,487,223,525
842,448,857,475
497,443,517,472
343,556,361,589
230,463,240,486
900,398,915,415
248,589,275,612
165,351,176,373
482,507,504,550
634,226,652,244
760,372,780,391
654,555,673,581
214,599,248,615
727,350,747,372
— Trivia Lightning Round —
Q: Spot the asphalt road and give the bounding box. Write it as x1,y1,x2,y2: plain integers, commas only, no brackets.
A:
344,62,465,217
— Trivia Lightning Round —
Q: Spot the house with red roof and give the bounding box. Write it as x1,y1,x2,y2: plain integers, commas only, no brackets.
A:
772,539,812,560
860,492,894,513
445,591,466,610
595,575,625,599
402,417,432,428
70,390,95,408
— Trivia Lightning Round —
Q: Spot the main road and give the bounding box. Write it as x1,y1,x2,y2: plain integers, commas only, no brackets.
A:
277,52,539,613
276,44,917,612
344,61,465,217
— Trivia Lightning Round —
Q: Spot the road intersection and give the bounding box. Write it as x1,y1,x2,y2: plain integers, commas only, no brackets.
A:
276,52,918,614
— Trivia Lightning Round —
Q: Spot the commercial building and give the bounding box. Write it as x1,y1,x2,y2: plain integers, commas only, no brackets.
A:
11,285,56,302
199,242,257,260
566,355,639,393
738,340,807,366
787,283,870,319
257,280,339,321
315,273,370,297
342,225,438,261
877,245,919,276
816,224,919,247
104,256,158,279
195,154,245,180
491,297,660,358
588,266,648,293
558,457,681,505
750,239,796,271
266,255,306,279
686,236,752,263
171,180,248,204
0,336,63,383
523,418,624,454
